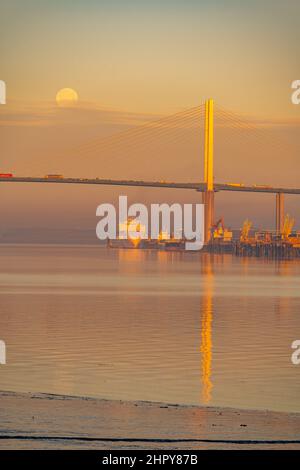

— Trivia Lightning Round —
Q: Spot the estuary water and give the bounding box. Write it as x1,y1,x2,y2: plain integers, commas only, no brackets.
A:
0,244,299,413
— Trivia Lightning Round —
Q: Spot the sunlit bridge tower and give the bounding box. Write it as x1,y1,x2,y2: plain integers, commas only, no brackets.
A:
202,99,215,243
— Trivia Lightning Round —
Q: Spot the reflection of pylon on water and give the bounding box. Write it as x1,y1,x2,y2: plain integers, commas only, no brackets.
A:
200,276,213,404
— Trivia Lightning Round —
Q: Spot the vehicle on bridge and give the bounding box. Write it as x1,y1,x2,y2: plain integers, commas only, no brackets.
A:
0,173,13,178
227,183,245,187
44,174,64,179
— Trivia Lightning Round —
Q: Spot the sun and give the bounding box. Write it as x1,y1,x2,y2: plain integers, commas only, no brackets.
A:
56,88,78,107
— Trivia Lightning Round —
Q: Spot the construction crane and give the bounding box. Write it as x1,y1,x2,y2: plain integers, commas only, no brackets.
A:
282,214,295,240
240,219,252,242
211,217,233,242
211,217,224,234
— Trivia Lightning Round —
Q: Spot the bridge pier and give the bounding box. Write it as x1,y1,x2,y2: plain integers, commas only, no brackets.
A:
202,191,215,243
276,193,284,234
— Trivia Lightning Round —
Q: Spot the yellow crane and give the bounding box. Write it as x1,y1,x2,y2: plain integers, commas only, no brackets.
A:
240,219,252,242
211,217,233,242
282,214,295,240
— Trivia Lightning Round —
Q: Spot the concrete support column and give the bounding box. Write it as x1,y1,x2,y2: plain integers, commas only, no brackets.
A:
202,191,215,243
276,193,284,234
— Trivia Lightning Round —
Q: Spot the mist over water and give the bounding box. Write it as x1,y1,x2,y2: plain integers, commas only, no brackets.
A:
0,244,299,413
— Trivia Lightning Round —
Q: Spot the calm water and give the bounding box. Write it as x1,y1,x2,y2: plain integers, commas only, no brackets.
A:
0,244,300,413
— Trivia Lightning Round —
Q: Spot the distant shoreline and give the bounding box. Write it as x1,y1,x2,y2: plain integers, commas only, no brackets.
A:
1,390,300,450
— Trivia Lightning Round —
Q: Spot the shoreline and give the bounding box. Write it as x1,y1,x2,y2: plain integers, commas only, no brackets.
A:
1,390,300,449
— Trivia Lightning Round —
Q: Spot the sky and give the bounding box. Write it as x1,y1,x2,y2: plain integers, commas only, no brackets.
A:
1,0,300,115
0,0,299,241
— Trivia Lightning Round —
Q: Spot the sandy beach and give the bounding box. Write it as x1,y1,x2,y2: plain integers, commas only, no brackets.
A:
0,390,300,450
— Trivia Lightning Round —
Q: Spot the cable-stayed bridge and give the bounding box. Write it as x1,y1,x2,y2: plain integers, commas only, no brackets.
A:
1,100,299,242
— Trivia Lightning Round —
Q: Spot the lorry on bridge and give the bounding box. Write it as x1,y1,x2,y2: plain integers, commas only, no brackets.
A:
44,174,64,179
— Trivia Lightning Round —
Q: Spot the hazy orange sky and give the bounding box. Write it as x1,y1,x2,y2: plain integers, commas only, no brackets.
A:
1,0,300,115
0,0,299,239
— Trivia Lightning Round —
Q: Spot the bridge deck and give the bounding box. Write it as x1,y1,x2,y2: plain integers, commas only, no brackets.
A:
1,177,300,195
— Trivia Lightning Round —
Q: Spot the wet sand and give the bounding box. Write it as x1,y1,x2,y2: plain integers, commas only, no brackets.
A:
0,390,300,449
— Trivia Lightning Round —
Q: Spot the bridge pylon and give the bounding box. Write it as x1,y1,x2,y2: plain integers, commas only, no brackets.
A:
202,99,215,243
